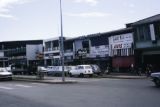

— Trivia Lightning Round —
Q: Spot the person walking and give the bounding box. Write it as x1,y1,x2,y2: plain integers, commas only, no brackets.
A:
130,63,135,74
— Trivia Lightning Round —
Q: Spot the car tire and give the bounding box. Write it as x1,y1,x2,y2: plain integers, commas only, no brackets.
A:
69,73,73,77
154,78,160,87
80,73,84,77
8,77,12,81
89,74,93,78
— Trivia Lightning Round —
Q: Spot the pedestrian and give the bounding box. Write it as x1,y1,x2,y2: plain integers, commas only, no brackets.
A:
105,64,110,74
146,64,150,77
130,63,134,74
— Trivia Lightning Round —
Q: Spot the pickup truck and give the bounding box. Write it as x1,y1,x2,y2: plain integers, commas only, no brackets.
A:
150,72,160,87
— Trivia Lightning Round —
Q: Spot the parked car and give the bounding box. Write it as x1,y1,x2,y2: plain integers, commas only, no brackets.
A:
37,66,48,72
90,65,101,75
69,65,93,77
0,68,12,80
47,66,70,76
150,72,160,87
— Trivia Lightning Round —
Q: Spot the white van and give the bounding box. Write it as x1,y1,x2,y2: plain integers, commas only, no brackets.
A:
69,65,93,77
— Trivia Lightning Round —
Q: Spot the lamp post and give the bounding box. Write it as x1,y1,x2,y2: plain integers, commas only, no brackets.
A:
59,0,65,82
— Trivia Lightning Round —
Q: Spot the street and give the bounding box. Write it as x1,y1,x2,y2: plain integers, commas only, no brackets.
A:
0,78,159,107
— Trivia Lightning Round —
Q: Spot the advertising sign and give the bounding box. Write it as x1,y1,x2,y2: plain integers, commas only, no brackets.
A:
89,45,109,58
109,33,133,49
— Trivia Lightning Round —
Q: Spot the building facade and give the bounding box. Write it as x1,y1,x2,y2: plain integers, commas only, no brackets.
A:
133,14,160,71
0,40,43,68
44,37,61,66
109,28,134,72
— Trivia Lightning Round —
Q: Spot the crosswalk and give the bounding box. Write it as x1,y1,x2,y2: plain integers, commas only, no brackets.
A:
0,82,48,90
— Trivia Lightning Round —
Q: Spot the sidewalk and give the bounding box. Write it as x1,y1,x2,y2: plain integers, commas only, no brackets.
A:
13,75,78,84
12,73,147,84
101,73,147,79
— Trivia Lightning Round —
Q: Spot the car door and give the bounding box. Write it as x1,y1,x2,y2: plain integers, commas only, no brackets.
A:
78,66,84,74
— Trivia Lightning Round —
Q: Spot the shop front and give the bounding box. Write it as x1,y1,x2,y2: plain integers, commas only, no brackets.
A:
109,32,134,72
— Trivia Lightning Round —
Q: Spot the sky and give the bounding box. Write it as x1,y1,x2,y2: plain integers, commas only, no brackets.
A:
0,0,160,41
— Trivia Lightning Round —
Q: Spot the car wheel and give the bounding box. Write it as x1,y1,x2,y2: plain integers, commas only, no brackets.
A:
80,73,84,77
8,77,12,81
69,73,73,77
89,74,93,78
154,78,160,87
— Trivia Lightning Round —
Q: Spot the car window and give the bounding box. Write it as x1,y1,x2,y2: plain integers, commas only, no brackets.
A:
85,66,91,69
77,66,84,69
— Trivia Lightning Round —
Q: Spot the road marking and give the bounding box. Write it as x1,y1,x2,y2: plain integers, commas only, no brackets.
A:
15,84,32,88
0,86,13,90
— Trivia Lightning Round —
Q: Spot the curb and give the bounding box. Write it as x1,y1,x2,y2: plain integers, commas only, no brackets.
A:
13,78,78,84
101,76,147,79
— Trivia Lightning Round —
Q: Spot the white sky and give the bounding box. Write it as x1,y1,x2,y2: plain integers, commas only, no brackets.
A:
0,0,160,41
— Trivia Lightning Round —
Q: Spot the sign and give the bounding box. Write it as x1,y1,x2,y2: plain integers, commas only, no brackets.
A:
111,33,133,44
113,43,132,49
89,45,109,58
109,33,133,49
77,49,88,56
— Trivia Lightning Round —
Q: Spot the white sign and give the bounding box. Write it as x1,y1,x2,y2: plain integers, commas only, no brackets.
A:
110,33,133,44
112,43,132,49
109,33,133,49
89,45,109,57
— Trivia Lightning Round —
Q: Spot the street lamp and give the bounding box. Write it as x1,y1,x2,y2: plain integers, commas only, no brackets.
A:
59,0,65,82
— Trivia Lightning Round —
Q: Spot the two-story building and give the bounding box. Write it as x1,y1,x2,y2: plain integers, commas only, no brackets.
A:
0,40,43,68
44,27,134,72
44,37,61,66
109,27,134,72
132,14,160,71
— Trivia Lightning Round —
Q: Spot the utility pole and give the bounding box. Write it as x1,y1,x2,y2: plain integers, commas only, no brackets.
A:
59,0,65,82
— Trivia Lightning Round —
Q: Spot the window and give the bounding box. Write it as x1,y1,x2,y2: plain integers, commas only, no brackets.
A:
82,41,89,49
45,42,51,51
117,49,121,56
91,35,108,46
136,25,151,41
128,48,132,56
154,21,160,39
143,25,151,40
85,66,91,69
138,26,145,40
78,66,84,69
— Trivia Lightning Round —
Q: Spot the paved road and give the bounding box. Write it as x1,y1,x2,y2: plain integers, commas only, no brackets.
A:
0,78,159,107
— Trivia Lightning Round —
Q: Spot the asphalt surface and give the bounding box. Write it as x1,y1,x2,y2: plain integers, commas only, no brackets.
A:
0,78,160,107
